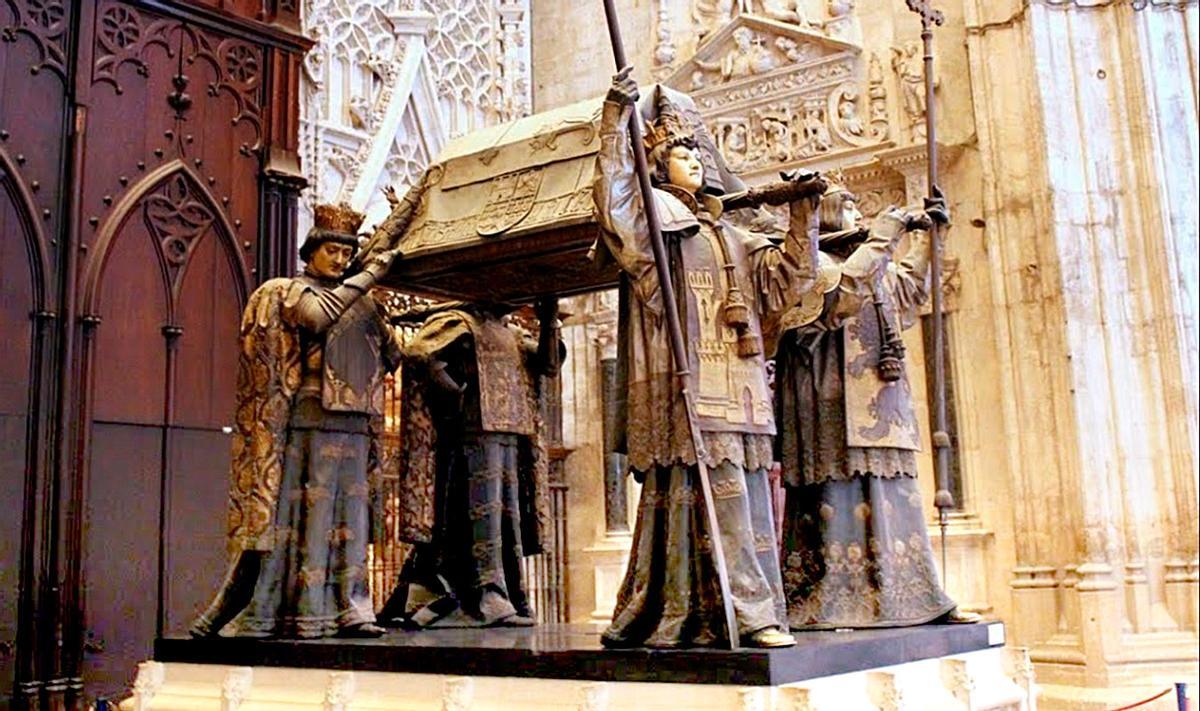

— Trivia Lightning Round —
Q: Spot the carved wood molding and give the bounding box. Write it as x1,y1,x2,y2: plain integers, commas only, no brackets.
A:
0,144,52,310
91,1,264,152
0,0,68,82
81,159,249,319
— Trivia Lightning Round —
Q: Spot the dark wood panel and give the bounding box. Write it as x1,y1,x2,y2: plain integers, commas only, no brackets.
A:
162,427,231,635
174,226,241,429
0,169,37,417
0,415,27,708
1,0,305,703
79,1,264,283
89,216,168,425
82,423,163,700
0,176,36,701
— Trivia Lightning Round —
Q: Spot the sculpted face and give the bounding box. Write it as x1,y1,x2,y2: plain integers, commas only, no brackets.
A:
308,241,355,279
666,145,705,194
841,198,863,230
733,28,752,50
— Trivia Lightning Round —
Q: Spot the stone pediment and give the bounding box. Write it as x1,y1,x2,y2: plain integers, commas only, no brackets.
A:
665,14,859,99
661,13,888,182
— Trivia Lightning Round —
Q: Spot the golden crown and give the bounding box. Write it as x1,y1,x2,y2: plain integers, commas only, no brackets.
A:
822,168,850,196
313,202,365,235
643,114,693,153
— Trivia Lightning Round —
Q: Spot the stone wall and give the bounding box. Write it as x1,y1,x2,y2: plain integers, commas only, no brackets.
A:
533,1,1200,707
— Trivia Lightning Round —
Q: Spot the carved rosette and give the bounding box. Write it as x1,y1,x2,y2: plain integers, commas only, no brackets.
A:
91,2,263,152
143,172,217,290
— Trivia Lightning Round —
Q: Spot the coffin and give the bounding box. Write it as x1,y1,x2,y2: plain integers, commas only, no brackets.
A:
379,97,617,302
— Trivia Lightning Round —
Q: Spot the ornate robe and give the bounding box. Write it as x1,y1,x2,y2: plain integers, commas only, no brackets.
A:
390,309,552,625
593,99,819,647
775,226,957,628
195,272,400,638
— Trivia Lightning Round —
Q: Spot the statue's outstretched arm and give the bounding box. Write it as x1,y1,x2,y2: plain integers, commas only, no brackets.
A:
593,95,662,315
289,249,400,334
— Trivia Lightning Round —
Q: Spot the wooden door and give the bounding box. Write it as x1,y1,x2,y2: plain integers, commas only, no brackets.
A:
0,0,306,706
74,2,259,697
0,1,72,708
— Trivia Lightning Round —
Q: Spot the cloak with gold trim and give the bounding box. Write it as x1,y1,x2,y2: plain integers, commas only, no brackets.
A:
396,308,551,554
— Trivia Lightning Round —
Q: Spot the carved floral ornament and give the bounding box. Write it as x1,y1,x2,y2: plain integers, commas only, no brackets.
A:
1,0,68,80
90,2,264,152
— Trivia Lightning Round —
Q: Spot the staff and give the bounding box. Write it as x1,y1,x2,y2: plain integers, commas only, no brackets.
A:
599,0,740,649
905,0,955,583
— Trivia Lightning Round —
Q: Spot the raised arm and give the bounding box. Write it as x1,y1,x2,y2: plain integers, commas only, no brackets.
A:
883,188,948,329
751,185,821,323
883,226,932,330
593,73,663,315
285,248,401,335
826,209,909,324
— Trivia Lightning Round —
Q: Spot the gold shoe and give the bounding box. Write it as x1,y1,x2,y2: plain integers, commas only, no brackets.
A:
747,627,796,648
945,608,982,624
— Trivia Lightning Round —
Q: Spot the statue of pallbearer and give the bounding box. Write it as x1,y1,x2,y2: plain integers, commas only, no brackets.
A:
190,183,427,638
592,69,825,649
773,182,980,628
379,301,560,628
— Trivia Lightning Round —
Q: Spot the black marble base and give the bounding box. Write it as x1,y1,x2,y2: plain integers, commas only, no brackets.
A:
155,622,1004,686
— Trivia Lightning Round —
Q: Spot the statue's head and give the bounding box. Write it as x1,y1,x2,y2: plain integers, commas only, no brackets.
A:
818,184,862,233
652,137,705,194
733,27,753,50
302,203,364,279
645,110,704,194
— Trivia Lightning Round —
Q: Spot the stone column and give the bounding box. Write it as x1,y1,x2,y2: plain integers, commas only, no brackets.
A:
962,0,1199,704
600,345,629,536
561,292,632,624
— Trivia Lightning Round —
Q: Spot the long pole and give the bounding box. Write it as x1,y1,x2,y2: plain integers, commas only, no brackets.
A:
600,0,741,649
906,0,955,585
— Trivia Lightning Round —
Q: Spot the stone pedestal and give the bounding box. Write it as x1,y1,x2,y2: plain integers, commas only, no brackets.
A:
131,624,1031,711
582,534,632,624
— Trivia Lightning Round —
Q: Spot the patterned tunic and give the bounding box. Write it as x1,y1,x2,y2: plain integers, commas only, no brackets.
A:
593,99,819,647
775,226,957,628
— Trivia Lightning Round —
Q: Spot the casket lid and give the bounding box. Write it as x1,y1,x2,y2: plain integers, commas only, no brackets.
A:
381,97,616,303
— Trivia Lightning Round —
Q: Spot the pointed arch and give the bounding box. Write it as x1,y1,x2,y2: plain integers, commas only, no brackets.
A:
81,160,251,320
0,145,52,313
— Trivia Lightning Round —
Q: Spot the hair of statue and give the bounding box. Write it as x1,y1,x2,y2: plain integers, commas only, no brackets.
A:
649,134,702,187
818,188,857,233
299,227,361,262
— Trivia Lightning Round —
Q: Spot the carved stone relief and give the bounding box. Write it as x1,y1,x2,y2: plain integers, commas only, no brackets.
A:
891,40,934,142
664,14,887,179
299,0,531,236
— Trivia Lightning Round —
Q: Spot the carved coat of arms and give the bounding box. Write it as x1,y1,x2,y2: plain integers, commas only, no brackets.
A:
476,168,544,236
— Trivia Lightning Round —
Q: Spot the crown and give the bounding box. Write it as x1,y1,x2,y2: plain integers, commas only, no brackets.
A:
643,113,693,153
822,168,851,196
643,93,694,153
313,202,365,235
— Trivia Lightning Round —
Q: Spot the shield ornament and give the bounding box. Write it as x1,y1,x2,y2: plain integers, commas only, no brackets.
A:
476,168,544,237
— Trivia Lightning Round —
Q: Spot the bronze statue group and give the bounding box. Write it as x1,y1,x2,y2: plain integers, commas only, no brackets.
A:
189,72,977,649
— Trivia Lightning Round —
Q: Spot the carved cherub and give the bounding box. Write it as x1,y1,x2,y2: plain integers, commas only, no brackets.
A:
803,106,831,153
693,0,737,39
838,95,864,136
